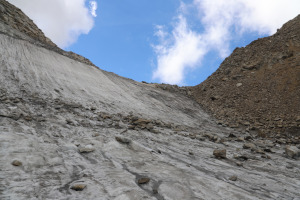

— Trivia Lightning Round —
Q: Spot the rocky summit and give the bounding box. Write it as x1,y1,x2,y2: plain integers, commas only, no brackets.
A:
0,1,300,200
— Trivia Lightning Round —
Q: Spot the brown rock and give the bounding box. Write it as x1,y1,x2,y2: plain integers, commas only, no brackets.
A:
11,160,22,166
128,125,135,129
243,143,256,150
24,116,33,121
261,154,271,159
153,189,158,194
115,136,131,144
234,154,249,161
71,184,86,191
213,149,226,159
255,149,265,154
229,175,238,181
285,146,300,158
138,177,150,184
132,118,151,125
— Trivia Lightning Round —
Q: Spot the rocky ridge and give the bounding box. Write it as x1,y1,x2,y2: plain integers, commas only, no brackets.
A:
0,0,95,67
190,15,300,137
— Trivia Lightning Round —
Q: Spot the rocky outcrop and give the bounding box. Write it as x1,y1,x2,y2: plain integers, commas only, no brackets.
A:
191,14,300,137
0,0,56,47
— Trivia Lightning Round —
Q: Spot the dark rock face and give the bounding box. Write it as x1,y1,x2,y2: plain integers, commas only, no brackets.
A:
191,15,300,137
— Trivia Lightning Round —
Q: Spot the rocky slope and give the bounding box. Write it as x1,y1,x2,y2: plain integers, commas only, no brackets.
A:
1,1,300,200
0,0,95,66
191,15,300,137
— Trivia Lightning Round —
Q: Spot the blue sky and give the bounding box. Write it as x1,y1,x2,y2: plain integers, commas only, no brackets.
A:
8,0,300,86
67,0,183,84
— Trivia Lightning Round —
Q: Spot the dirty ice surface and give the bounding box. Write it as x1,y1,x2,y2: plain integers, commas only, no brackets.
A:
0,24,300,200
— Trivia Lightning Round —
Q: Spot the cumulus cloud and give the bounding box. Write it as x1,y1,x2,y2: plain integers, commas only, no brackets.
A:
153,16,206,84
8,0,98,48
152,0,300,84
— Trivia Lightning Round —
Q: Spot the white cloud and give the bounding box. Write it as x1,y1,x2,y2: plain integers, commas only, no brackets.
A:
152,0,300,84
8,0,98,48
89,1,97,17
195,0,300,35
153,16,206,84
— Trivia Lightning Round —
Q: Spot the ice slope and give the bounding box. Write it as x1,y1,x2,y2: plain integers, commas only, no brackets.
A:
0,23,299,200
0,23,212,128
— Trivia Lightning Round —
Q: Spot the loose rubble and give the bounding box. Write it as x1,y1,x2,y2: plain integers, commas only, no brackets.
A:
190,14,300,136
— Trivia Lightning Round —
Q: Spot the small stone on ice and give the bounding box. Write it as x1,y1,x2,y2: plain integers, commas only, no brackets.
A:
115,136,131,144
229,175,238,181
71,184,86,191
79,145,95,153
213,149,227,158
285,146,300,158
11,160,22,166
138,177,150,184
